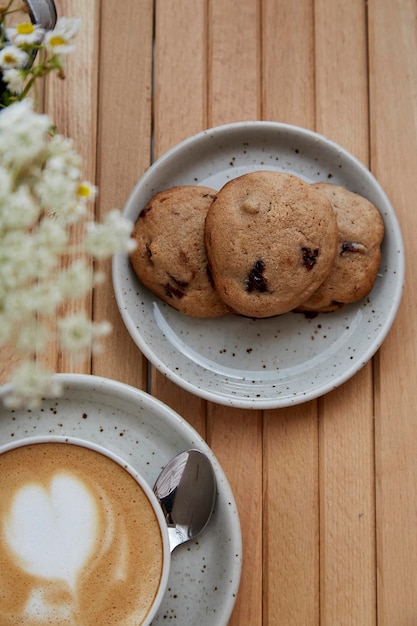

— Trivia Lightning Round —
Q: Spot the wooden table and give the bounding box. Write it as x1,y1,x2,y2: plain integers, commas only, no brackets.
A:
2,0,417,624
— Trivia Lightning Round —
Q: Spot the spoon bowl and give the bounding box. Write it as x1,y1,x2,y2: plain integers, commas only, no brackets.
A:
153,449,217,552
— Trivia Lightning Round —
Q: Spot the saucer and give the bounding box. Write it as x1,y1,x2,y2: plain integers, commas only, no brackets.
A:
0,374,242,625
113,121,404,408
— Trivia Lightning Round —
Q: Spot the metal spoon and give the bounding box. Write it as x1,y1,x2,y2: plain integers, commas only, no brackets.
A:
25,0,57,31
153,449,217,552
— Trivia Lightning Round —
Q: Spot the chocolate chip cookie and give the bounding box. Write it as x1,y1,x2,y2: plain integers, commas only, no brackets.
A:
130,185,229,317
204,171,338,317
299,182,385,312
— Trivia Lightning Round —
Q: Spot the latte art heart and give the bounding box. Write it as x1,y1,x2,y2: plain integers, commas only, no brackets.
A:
3,472,99,592
0,442,165,626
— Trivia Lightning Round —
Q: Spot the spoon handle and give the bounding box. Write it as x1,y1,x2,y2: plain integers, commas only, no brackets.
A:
167,526,187,552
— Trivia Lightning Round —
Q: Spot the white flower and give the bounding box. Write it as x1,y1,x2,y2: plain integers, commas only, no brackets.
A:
3,361,63,409
91,321,112,354
0,184,41,230
0,45,29,70
15,323,48,353
85,210,136,259
2,68,26,94
0,100,51,167
23,280,64,315
58,259,92,299
44,17,81,55
35,167,80,218
48,134,81,177
35,218,69,252
0,229,36,288
77,180,97,201
6,22,45,45
57,313,111,355
35,137,89,223
57,312,94,352
0,166,13,205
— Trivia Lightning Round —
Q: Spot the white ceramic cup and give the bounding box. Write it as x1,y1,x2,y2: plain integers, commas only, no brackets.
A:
0,435,171,626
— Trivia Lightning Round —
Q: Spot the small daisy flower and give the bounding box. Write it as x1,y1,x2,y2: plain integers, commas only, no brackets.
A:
77,181,97,201
24,280,64,315
85,210,136,259
44,17,81,55
3,361,63,410
91,320,112,355
6,22,45,45
57,312,109,357
15,323,48,354
58,259,92,299
0,99,51,167
0,166,13,205
0,184,41,230
36,216,68,247
2,68,26,94
0,44,29,69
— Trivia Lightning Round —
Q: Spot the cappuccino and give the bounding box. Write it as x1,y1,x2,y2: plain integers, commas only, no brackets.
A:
0,440,166,626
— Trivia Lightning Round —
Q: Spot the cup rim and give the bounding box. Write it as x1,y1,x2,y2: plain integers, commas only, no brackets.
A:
0,434,171,626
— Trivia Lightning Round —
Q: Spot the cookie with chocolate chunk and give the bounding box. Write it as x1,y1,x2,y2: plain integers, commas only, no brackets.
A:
299,182,384,312
130,185,229,317
204,171,338,317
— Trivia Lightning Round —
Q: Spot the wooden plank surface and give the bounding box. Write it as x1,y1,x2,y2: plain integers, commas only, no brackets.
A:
369,1,417,624
315,2,377,624
2,0,417,624
42,0,99,376
207,2,263,624
93,0,153,390
151,0,208,437
262,2,319,624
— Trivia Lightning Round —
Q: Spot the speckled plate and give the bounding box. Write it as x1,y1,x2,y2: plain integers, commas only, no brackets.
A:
113,121,404,408
0,374,242,626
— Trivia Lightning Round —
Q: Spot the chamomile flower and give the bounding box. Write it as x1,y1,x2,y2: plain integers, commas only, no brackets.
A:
1,184,40,231
77,181,97,201
0,166,13,205
6,22,45,45
15,323,48,354
57,313,111,356
44,17,81,55
35,167,80,217
58,259,92,299
85,210,136,259
2,68,26,94
0,99,51,167
4,361,62,409
0,44,29,70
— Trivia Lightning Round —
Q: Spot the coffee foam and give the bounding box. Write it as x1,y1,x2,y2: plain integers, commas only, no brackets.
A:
0,442,164,626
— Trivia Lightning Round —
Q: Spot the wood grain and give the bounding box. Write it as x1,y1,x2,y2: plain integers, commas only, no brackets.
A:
207,2,263,623
315,1,376,623
2,0,417,623
151,0,209,436
262,0,315,129
369,0,417,623
262,2,318,623
40,0,99,375
93,0,154,390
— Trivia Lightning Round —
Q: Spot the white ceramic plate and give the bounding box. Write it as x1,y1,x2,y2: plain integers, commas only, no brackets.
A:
0,374,242,626
113,121,405,409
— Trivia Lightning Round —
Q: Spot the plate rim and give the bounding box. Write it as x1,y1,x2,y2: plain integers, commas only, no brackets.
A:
113,120,405,409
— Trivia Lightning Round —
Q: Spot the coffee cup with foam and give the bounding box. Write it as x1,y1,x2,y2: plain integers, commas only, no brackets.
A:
0,435,171,626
